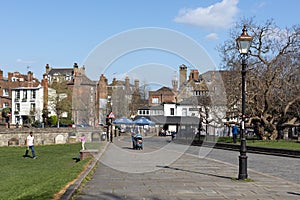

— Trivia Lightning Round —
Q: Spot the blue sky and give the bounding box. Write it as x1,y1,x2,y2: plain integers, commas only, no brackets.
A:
1,0,299,87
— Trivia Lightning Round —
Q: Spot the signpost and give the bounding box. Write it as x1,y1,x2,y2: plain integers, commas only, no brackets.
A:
108,111,115,119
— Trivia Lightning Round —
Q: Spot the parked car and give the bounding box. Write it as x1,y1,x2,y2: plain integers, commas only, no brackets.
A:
76,124,91,127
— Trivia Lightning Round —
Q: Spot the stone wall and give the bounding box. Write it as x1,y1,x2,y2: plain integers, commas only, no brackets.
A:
0,127,104,147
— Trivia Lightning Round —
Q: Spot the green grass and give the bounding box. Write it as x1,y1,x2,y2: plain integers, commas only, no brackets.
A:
193,136,300,150
246,140,300,150
216,137,300,150
0,142,102,200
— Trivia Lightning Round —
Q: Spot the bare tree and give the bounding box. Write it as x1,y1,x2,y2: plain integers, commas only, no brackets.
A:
219,18,300,140
129,81,149,117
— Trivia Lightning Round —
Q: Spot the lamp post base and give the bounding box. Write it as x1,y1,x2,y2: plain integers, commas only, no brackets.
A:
238,155,248,179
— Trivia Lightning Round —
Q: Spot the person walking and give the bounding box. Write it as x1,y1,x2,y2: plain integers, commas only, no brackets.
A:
80,134,86,150
24,131,37,159
232,124,238,143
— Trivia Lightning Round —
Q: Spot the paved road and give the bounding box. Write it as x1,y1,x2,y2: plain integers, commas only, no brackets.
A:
74,136,300,200
185,144,300,185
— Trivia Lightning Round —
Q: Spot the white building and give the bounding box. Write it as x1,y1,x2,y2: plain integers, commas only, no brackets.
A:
11,85,44,125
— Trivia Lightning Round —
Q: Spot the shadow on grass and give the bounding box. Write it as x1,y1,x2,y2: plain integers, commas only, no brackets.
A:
22,155,32,159
72,153,81,162
72,157,80,162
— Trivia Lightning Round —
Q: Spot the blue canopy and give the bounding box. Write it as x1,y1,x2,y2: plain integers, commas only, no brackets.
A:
112,117,133,125
133,117,155,126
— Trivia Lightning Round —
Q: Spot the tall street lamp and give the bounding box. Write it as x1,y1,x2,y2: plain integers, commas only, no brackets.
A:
236,25,253,180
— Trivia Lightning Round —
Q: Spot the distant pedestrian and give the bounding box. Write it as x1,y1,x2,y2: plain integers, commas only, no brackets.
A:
171,132,176,141
24,131,37,159
80,134,86,150
232,124,238,143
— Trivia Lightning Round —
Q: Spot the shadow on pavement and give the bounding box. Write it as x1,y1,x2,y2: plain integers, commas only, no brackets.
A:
156,165,232,180
76,192,162,200
121,146,133,150
287,192,300,196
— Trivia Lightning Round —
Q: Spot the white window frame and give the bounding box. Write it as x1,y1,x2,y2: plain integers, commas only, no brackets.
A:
3,89,9,96
152,97,159,104
3,102,9,108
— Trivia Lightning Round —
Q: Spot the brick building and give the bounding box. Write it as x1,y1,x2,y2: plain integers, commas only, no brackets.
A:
148,87,177,107
0,69,40,125
45,63,101,126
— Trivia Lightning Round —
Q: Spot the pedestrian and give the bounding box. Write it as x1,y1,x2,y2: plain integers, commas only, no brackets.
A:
80,134,86,150
131,132,136,149
24,131,37,159
232,124,238,143
171,132,176,141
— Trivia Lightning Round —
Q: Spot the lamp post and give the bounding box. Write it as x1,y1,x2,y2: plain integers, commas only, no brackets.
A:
236,25,253,180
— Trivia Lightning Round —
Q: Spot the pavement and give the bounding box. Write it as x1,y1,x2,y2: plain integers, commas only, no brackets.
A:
64,137,300,200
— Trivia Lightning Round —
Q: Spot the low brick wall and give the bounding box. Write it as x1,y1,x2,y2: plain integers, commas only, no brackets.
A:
80,149,99,160
0,127,104,147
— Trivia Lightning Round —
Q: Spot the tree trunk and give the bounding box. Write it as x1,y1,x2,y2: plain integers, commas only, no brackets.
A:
269,129,278,140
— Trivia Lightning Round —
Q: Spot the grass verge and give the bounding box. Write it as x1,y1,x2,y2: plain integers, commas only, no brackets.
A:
193,136,300,150
246,140,300,150
0,143,102,200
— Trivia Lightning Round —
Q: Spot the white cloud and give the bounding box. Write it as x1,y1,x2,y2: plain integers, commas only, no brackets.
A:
174,0,239,30
250,1,267,13
16,58,35,64
205,33,219,40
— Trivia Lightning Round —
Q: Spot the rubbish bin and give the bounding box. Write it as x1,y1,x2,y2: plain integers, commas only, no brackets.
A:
101,132,106,141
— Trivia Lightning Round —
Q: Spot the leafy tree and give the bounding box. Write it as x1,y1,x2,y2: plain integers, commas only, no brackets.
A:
49,115,58,126
1,107,11,123
49,81,72,127
219,18,300,140
1,107,11,118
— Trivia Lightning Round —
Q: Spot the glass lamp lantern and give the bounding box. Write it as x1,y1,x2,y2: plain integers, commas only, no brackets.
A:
236,25,253,54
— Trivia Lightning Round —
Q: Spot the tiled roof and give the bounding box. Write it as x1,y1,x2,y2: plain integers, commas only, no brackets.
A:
156,86,173,92
48,68,73,76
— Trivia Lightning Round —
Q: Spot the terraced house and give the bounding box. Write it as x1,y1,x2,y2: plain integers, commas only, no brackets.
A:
0,70,40,126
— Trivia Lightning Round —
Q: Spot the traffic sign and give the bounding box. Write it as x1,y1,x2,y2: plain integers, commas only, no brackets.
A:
7,113,12,117
108,112,115,119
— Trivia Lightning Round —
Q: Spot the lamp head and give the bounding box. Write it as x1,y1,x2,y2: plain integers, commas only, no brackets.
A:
236,25,253,54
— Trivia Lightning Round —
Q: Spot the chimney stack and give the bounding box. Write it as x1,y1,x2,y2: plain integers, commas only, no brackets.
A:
99,74,108,99
27,71,33,87
179,64,187,88
134,79,139,90
125,76,130,88
27,71,33,82
189,69,199,81
42,73,49,110
8,72,13,81
73,63,79,76
45,64,50,74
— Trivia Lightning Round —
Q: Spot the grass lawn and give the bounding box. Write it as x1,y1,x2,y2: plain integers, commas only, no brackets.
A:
217,137,300,150
194,136,300,150
246,139,300,150
0,142,103,200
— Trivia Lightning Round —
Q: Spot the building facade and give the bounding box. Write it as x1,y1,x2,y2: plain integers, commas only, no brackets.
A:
11,85,44,125
0,70,40,125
